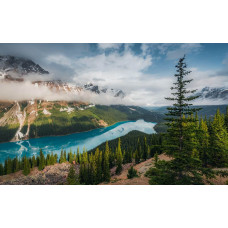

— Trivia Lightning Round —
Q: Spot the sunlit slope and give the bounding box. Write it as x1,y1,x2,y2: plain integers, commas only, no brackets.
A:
0,101,164,143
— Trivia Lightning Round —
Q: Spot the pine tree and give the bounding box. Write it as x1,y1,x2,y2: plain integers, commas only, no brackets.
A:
95,148,102,183
149,56,213,185
209,109,228,167
4,159,8,175
154,152,159,165
73,152,76,163
68,149,74,163
89,153,97,184
67,165,79,185
127,166,138,179
38,149,45,171
115,138,123,175
50,152,55,165
64,150,67,161
6,158,13,174
0,163,4,176
59,149,65,163
76,147,80,164
142,137,148,161
54,154,58,163
32,155,37,168
137,138,142,161
103,141,111,182
198,118,210,167
135,149,140,164
46,154,51,166
225,107,228,131
23,155,30,176
13,157,19,173
109,149,115,168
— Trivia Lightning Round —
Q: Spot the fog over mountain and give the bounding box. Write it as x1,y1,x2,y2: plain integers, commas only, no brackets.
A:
0,43,228,106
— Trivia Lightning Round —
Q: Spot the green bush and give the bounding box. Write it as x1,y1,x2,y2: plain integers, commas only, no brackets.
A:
127,166,138,179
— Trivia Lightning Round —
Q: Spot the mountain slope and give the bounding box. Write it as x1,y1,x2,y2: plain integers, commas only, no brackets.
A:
0,55,49,80
0,101,164,143
196,87,228,100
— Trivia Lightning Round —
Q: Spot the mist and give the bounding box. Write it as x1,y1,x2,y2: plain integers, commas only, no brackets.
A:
0,80,134,105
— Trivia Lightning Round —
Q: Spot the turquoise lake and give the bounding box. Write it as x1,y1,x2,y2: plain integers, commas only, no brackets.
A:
0,119,156,163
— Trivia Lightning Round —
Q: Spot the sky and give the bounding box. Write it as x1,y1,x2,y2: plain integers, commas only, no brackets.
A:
1,43,228,106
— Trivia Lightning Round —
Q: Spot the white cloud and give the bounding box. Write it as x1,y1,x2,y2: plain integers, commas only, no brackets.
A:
46,54,73,67
189,67,228,90
0,80,132,105
166,43,201,60
16,43,227,106
97,43,122,50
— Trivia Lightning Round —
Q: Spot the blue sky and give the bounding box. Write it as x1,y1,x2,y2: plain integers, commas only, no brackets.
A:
1,43,228,105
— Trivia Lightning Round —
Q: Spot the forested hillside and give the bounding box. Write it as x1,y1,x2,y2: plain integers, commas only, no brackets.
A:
0,101,164,143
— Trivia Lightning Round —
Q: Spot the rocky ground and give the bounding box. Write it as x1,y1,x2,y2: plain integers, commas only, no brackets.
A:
0,163,73,185
0,154,227,185
104,154,172,185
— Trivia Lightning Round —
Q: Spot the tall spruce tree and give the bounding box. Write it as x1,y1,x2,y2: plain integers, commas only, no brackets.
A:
94,148,102,183
0,163,4,176
67,165,79,185
38,149,45,171
103,141,111,182
115,138,123,174
32,155,37,168
142,137,148,161
23,155,30,176
225,107,228,131
198,118,210,167
209,109,228,167
135,138,141,164
149,56,214,184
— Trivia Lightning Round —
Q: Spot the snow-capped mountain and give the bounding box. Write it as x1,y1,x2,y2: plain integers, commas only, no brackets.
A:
0,55,49,80
83,83,125,98
196,87,228,100
0,55,125,99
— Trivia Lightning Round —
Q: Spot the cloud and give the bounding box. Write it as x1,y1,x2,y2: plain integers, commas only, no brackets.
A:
189,67,228,90
216,53,228,76
1,43,227,107
0,80,133,105
98,43,122,50
46,54,73,67
166,43,202,60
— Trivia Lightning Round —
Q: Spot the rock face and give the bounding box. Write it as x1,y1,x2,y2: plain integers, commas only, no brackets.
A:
84,83,125,98
0,55,49,79
196,87,228,100
0,163,77,185
0,55,125,99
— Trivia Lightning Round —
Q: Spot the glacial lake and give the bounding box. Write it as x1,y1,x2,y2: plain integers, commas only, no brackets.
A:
0,119,156,163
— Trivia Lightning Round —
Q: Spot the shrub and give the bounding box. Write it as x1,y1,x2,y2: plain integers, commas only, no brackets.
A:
127,166,138,179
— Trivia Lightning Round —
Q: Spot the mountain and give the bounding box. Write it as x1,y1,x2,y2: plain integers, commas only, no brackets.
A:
0,55,49,80
0,55,125,99
84,82,125,98
196,87,228,100
0,101,164,143
145,105,228,117
0,55,164,143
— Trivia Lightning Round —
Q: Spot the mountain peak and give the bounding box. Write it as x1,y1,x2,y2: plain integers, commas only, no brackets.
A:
0,55,49,79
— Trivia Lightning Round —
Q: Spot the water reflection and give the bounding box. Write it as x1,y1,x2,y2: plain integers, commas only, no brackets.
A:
0,120,156,163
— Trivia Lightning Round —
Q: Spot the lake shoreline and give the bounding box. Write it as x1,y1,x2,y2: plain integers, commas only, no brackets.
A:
0,120,157,163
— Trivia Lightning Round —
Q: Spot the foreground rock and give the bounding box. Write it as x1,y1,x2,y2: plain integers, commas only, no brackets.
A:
0,163,73,185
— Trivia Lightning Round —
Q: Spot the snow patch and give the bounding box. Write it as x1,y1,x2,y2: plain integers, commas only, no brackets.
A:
43,108,51,115
60,106,74,114
29,100,35,105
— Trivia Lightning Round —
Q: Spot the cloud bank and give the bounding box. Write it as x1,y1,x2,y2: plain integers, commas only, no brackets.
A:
1,43,228,106
0,80,133,105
